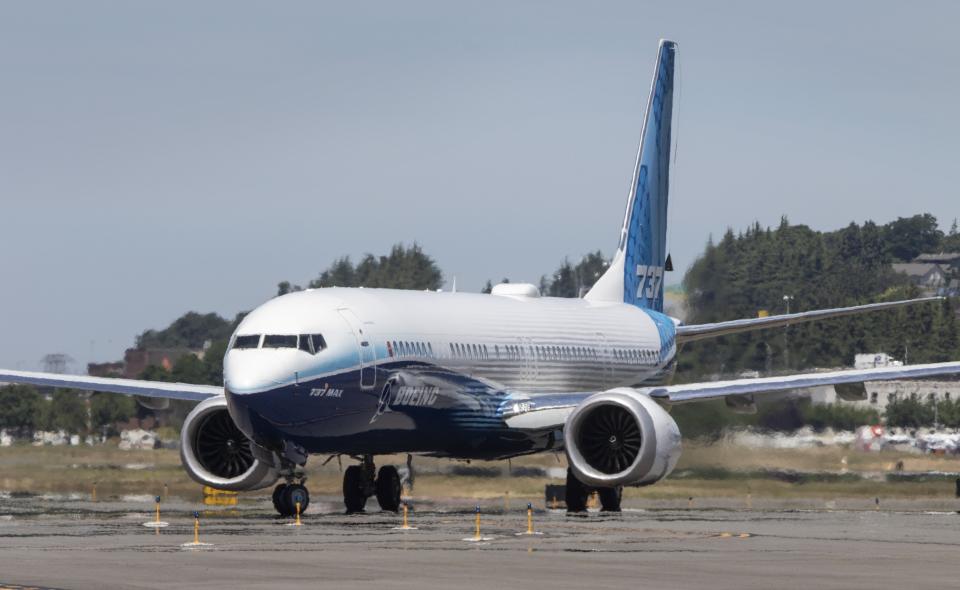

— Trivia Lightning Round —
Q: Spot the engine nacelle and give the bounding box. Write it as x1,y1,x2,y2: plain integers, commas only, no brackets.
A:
179,396,281,491
564,388,682,488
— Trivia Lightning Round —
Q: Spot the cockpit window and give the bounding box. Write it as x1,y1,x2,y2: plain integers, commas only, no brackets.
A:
298,335,312,353
263,335,298,349
297,334,327,354
233,335,261,349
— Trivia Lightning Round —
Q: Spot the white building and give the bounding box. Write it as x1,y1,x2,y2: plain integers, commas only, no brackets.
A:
808,353,958,412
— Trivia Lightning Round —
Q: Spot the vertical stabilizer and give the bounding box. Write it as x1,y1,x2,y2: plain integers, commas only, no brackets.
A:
585,40,676,311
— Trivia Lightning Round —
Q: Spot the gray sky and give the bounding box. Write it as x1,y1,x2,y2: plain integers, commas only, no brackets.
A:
1,1,958,372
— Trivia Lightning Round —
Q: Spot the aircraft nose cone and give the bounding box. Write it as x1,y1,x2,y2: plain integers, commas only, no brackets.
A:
223,351,293,394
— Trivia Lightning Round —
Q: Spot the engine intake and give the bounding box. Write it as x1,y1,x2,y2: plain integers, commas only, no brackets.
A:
564,388,682,488
179,396,281,491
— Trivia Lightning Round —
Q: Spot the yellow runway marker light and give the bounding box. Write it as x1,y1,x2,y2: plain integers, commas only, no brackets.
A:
463,505,493,542
143,495,169,529
515,502,543,537
181,511,212,549
393,502,418,531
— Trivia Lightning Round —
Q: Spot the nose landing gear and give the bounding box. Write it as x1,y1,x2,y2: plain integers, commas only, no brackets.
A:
343,455,403,513
272,482,310,517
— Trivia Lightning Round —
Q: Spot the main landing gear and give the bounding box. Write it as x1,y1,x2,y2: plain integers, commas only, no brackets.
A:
343,455,402,513
565,468,622,513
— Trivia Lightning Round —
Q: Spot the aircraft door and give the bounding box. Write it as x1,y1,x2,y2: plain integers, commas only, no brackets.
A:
337,308,376,390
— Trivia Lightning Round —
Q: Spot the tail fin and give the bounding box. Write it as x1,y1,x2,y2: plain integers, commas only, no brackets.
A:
585,39,676,311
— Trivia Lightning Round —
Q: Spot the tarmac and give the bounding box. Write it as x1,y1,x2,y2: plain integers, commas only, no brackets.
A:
1,493,959,590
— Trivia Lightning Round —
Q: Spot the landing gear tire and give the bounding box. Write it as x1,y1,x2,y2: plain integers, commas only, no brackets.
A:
283,483,310,515
343,465,368,513
272,483,289,515
598,486,622,512
565,468,589,513
375,465,402,512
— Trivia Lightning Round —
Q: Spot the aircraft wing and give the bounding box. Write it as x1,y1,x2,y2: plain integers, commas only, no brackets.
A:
676,297,941,344
505,360,960,429
0,369,221,402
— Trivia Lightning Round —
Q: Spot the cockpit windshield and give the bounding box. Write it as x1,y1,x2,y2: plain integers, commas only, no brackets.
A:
231,333,326,353
263,335,298,349
232,335,261,349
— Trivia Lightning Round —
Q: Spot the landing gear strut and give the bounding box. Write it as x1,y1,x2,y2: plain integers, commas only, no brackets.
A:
565,468,622,513
343,456,403,513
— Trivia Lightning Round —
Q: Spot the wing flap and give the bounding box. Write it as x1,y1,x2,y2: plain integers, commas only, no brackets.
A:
0,369,220,402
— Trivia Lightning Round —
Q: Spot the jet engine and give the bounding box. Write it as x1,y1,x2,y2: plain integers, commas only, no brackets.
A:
179,396,281,491
563,388,682,488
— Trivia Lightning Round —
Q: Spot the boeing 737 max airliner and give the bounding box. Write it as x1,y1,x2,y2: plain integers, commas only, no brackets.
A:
3,40,959,515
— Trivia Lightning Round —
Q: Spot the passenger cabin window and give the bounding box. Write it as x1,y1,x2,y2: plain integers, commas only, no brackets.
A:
263,335,297,349
233,334,261,349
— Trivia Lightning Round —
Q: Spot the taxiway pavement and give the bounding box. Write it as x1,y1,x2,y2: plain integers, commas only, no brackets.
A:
0,494,958,589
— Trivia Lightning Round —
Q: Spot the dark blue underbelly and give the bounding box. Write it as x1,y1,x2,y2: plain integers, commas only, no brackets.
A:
226,361,555,460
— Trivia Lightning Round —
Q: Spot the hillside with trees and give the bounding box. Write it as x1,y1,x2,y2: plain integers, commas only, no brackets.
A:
677,215,960,382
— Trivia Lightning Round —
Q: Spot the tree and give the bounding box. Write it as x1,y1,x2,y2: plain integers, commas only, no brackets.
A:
803,402,879,432
882,214,943,262
137,312,233,350
201,339,229,385
170,354,211,385
48,390,88,434
90,393,135,435
297,243,443,291
277,281,302,296
943,219,960,252
0,385,43,435
677,216,949,382
884,397,935,428
547,259,578,297
541,251,610,298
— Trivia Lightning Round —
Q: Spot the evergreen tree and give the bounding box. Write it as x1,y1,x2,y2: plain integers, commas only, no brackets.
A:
678,217,950,381
303,243,442,291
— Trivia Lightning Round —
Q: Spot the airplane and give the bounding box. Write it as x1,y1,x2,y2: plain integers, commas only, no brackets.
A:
3,39,959,516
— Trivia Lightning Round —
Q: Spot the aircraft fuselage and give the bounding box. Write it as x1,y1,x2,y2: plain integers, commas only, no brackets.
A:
223,287,678,460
